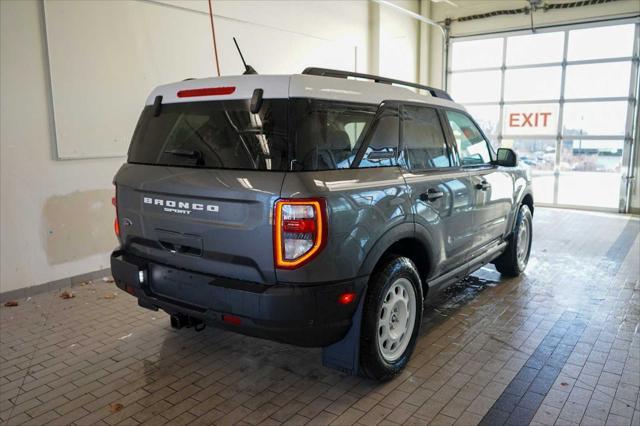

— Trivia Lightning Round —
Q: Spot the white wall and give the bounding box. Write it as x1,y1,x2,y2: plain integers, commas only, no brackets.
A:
162,0,370,71
366,0,421,82
44,0,362,160
0,0,420,293
379,0,420,82
0,0,124,294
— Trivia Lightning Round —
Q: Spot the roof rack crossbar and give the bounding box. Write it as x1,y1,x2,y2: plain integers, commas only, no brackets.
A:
302,67,453,101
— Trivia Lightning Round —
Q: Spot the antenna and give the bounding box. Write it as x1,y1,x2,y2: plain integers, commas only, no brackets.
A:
233,37,257,75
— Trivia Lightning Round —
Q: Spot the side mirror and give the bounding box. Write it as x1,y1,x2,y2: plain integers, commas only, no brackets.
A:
495,148,517,167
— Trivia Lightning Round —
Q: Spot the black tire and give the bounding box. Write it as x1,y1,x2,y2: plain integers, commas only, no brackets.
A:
360,256,423,381
494,204,533,277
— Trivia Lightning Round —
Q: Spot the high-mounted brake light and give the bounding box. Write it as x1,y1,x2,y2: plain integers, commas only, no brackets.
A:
176,86,236,98
274,198,327,269
112,194,120,237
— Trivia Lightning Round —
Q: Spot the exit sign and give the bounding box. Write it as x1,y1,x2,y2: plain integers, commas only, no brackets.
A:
503,104,559,136
508,112,552,127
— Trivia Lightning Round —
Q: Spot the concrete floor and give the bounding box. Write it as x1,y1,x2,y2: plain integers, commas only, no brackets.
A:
1,208,638,426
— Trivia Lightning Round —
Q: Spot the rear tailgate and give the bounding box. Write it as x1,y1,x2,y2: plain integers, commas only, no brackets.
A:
115,164,283,284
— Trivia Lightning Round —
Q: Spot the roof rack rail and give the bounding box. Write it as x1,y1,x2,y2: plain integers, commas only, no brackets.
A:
302,67,453,101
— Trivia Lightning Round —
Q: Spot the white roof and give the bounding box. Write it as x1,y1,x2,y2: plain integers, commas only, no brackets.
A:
146,74,465,111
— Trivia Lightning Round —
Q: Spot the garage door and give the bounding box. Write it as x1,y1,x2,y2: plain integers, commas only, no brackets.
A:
448,20,639,212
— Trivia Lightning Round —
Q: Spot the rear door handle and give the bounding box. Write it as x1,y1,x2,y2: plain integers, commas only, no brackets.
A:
475,180,491,191
420,188,444,202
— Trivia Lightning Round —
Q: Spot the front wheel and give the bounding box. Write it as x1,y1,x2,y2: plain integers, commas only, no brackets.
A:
360,257,423,381
494,204,533,277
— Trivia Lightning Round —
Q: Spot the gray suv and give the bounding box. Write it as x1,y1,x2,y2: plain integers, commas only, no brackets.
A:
111,68,533,381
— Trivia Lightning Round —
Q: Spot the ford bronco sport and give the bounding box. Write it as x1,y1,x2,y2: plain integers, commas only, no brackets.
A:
111,68,533,381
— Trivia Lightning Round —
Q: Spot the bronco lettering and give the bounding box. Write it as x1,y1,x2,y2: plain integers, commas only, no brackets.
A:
143,197,219,214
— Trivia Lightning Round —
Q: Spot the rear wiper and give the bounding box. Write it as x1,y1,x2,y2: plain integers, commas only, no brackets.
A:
163,149,204,165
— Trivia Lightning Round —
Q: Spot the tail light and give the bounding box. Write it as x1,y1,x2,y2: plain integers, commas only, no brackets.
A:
222,314,242,325
274,198,327,269
112,192,120,237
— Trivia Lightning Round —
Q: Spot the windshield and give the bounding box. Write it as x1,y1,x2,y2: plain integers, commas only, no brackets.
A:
127,98,379,171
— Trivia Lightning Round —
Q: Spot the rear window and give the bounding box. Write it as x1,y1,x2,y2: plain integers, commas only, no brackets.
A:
127,98,385,171
128,100,288,170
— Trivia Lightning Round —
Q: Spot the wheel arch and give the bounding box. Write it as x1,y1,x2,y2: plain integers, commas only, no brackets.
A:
358,223,436,299
521,192,534,215
505,190,534,237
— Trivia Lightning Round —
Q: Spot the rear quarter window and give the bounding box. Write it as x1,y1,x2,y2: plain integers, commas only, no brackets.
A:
290,99,377,170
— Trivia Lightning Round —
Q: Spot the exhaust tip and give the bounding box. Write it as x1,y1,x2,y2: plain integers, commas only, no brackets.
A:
170,314,205,331
170,315,183,329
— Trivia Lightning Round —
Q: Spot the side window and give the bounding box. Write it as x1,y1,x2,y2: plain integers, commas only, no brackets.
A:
290,100,377,170
402,106,451,170
359,109,400,168
344,121,367,146
445,111,493,165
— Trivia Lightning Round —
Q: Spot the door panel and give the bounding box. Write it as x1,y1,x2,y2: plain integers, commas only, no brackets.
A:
468,166,514,251
404,170,475,278
400,105,475,280
444,109,512,255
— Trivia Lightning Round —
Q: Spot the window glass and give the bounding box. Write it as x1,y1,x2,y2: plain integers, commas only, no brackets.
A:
450,38,503,71
502,138,556,204
344,121,367,145
129,99,391,172
564,62,632,99
558,139,623,172
504,67,562,101
506,32,565,66
558,171,622,209
568,24,635,61
359,111,400,168
449,70,502,103
558,140,623,208
402,106,451,170
128,100,288,170
464,105,501,138
562,101,628,137
290,99,377,170
502,104,559,136
446,111,492,165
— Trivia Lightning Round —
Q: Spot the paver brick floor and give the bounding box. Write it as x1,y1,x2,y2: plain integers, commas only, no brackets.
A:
1,208,638,425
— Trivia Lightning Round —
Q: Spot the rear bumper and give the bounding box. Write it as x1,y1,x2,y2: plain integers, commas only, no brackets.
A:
110,250,366,347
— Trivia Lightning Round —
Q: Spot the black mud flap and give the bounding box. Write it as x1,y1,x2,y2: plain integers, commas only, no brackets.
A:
321,294,365,376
